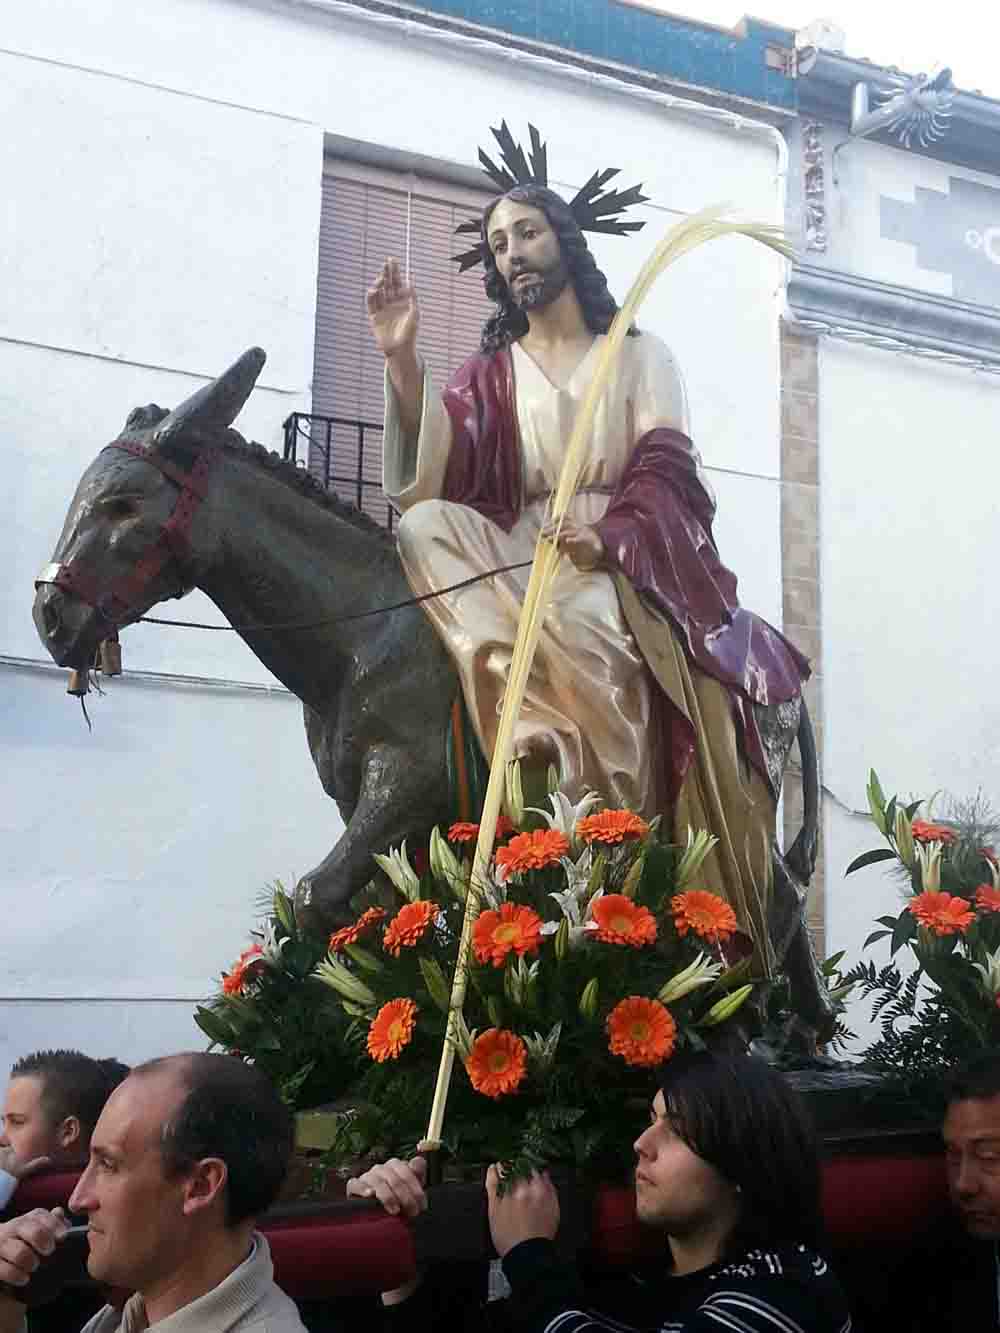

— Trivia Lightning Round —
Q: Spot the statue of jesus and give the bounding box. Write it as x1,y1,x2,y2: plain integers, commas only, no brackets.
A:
368,172,810,955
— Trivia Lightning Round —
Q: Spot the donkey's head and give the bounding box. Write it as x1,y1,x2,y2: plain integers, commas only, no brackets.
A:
33,348,266,669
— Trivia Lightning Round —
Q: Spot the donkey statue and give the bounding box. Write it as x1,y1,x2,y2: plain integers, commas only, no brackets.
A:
32,348,833,1034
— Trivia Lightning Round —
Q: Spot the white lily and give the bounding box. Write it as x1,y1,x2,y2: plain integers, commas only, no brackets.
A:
915,843,942,893
541,885,601,950
429,826,468,901
474,864,508,909
504,760,525,829
675,828,719,892
505,956,541,1008
894,808,916,870
524,1022,562,1076
372,840,421,902
446,1009,478,1062
256,919,289,966
972,947,1000,1001
526,789,602,852
657,952,723,1005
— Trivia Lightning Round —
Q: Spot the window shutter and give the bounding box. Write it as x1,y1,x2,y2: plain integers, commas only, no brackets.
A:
310,162,494,525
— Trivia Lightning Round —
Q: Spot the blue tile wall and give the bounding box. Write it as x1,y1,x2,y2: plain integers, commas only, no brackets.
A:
415,0,798,110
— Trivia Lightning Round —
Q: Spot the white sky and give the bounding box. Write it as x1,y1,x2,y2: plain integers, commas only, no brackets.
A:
639,0,999,99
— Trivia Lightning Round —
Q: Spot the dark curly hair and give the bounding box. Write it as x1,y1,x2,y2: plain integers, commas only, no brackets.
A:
478,185,637,354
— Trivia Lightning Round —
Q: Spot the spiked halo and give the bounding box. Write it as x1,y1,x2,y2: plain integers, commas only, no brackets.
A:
452,122,649,272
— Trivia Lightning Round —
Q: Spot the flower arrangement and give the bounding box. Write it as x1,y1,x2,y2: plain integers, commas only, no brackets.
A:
193,886,356,1109
842,771,1000,1114
198,781,756,1179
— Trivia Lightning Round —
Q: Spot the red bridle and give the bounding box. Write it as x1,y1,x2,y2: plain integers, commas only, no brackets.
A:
35,438,220,633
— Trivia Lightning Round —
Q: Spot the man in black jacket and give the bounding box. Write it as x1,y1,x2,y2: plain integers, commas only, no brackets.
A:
348,1052,852,1333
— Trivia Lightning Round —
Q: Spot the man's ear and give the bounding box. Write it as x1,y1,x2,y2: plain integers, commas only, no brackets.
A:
181,1158,228,1218
57,1116,82,1152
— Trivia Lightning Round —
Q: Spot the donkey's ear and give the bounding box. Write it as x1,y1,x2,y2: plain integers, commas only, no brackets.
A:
154,348,266,446
123,405,169,434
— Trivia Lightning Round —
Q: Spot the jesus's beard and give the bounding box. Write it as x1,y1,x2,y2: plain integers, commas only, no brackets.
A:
508,255,571,311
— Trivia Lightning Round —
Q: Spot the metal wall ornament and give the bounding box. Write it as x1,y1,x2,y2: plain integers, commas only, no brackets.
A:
802,122,828,254
832,67,956,182
854,68,956,150
452,121,649,271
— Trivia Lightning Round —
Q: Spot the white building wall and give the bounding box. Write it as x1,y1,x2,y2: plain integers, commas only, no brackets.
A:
3,0,786,1074
820,337,1000,1043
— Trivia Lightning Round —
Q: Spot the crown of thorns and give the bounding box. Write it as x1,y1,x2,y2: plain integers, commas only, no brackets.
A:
452,122,648,272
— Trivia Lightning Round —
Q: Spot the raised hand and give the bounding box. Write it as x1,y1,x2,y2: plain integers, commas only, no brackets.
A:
367,259,419,359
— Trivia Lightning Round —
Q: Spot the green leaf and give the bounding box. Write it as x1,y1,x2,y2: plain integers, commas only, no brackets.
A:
885,797,898,838
193,1006,234,1047
823,950,846,973
273,888,297,939
890,910,917,957
876,915,901,928
344,943,383,973
863,929,893,949
846,848,898,875
419,957,452,1014
905,799,924,818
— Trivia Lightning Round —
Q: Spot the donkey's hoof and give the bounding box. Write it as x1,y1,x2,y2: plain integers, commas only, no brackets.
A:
293,873,353,934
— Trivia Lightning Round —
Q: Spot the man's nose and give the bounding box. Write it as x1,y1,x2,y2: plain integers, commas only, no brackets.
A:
954,1157,981,1198
69,1170,94,1214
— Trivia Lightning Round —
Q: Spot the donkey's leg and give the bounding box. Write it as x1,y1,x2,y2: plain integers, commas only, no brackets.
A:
770,850,837,1039
295,742,449,932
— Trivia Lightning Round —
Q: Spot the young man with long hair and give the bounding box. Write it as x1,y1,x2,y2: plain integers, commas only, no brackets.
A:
349,1051,852,1332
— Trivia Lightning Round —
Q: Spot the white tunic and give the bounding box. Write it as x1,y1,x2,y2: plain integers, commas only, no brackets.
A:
383,333,689,816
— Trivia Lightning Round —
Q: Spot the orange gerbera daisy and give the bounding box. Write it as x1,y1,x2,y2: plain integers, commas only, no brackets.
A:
221,964,245,996
448,817,516,844
671,890,737,944
367,998,418,1062
911,819,958,845
607,997,676,1068
465,1028,527,1098
908,891,974,936
383,900,439,956
976,884,1000,913
328,906,388,954
577,810,650,845
592,894,657,948
221,944,265,996
473,903,543,968
495,829,569,876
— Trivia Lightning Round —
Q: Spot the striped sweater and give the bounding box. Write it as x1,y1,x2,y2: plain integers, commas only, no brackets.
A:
386,1239,852,1333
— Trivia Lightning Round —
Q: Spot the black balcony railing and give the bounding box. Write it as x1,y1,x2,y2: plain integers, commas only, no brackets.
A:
283,411,397,531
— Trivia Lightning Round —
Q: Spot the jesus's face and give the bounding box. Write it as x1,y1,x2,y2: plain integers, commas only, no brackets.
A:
487,199,570,312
